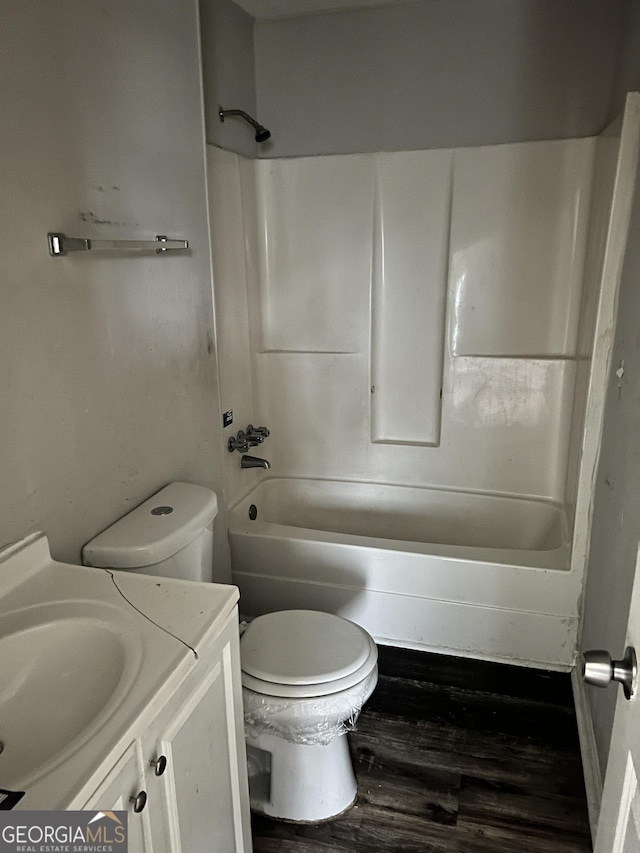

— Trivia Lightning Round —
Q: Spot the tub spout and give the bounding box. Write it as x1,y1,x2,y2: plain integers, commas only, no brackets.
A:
241,455,271,470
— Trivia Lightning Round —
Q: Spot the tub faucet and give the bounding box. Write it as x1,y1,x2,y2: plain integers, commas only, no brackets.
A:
241,455,271,470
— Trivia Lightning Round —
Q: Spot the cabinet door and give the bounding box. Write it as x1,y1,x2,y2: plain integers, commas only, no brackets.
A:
147,627,251,853
83,742,152,853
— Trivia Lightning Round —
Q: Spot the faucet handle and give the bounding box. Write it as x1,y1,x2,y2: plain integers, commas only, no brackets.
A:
228,431,250,453
247,425,270,438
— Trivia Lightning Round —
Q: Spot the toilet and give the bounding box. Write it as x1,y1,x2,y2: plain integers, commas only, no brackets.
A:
82,481,379,824
241,608,378,823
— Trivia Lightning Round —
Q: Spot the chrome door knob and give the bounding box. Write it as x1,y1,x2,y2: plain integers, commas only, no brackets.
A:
582,646,637,700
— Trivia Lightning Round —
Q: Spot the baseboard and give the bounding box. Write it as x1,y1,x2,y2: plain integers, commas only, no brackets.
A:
571,666,602,843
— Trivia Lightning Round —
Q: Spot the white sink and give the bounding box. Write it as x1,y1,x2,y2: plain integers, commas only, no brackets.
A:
0,533,237,808
0,602,142,787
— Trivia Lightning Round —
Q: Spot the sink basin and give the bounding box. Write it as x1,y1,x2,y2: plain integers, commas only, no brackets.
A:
0,603,142,787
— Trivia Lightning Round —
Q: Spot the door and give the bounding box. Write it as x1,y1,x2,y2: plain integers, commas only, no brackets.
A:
595,546,640,852
579,90,640,852
83,742,152,853
145,624,251,853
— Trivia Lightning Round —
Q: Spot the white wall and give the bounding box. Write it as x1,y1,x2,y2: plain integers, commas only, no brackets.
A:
254,0,625,158
200,0,258,158
0,1,230,579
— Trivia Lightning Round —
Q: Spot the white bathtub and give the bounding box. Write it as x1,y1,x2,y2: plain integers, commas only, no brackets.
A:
229,478,580,669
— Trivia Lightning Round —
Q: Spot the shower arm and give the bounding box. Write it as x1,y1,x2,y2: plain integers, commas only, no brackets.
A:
218,107,271,143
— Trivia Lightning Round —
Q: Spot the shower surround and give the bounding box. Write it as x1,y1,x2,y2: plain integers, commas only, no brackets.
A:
208,113,633,667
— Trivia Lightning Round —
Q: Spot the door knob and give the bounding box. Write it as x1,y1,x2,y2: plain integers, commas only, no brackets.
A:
581,646,637,700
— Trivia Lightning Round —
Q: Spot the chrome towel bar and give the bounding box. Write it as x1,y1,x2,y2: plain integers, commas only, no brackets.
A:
47,233,189,257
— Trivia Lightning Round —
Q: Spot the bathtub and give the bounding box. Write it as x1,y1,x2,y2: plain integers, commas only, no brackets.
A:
229,479,581,669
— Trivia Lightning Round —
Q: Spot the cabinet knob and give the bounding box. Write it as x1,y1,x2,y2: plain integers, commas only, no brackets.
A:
150,755,168,777
129,790,147,813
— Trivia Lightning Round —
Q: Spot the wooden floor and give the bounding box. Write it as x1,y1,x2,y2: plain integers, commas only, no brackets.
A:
251,645,592,852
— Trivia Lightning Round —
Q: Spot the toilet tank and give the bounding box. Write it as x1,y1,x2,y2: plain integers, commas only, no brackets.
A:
82,482,218,582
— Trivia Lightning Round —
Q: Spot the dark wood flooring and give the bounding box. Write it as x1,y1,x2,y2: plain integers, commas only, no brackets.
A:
251,645,592,852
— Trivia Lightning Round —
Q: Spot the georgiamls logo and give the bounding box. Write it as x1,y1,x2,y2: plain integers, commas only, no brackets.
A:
0,810,128,851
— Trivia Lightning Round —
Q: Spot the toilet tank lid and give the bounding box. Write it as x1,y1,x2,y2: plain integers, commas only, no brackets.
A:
82,482,218,569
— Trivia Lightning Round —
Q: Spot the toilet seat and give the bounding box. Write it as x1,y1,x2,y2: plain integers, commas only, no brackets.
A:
242,645,378,698
241,610,378,698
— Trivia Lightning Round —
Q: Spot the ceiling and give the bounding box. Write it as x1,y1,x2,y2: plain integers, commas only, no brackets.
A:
232,0,403,20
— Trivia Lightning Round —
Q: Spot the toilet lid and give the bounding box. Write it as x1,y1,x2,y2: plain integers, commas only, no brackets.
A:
242,646,377,698
241,610,373,687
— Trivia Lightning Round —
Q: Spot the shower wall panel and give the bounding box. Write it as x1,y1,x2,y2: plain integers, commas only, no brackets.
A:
449,139,595,358
207,146,263,507
210,136,596,504
564,131,622,525
253,350,576,499
255,156,373,353
371,151,452,446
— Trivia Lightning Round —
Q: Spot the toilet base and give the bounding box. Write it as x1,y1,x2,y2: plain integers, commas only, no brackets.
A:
246,730,358,823
250,793,357,825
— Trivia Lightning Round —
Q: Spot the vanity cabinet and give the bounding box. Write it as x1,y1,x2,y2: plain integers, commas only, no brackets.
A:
83,611,251,853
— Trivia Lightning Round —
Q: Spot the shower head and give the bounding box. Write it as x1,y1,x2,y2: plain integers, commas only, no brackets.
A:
219,108,271,143
254,126,271,143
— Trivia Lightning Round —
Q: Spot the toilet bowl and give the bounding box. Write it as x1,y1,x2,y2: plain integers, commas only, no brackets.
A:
240,609,378,823
82,483,378,824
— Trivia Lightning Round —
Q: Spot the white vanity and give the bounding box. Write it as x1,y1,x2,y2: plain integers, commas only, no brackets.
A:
0,533,252,852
